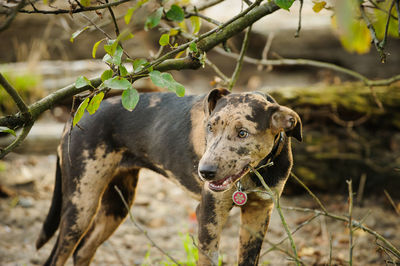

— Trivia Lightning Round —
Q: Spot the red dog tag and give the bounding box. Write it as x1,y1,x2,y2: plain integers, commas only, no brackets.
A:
232,190,247,206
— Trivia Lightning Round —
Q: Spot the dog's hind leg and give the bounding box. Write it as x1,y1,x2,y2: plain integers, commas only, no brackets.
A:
238,197,274,266
72,168,140,265
44,149,124,266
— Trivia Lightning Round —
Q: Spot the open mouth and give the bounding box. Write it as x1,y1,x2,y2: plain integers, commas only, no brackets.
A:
208,166,249,192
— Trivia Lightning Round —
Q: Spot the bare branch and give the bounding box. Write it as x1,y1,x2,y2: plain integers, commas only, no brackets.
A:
228,25,252,90
0,121,33,159
347,180,354,266
249,165,301,265
0,73,30,118
105,0,120,37
383,190,400,216
0,0,26,32
294,0,303,38
214,47,400,87
114,185,180,265
284,206,400,260
380,0,396,49
19,0,131,14
360,5,387,62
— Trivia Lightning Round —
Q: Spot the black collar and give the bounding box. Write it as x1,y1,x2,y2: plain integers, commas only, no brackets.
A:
254,131,285,170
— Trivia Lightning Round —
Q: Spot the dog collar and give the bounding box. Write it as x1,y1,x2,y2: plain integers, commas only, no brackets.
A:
255,131,285,170
232,132,285,206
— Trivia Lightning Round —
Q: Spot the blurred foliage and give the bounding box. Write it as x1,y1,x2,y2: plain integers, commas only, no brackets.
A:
269,82,400,195
0,70,44,115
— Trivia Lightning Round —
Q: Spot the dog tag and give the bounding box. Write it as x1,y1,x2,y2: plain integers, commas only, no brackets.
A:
232,190,247,206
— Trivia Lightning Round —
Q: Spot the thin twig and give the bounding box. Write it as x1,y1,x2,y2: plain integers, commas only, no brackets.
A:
383,190,400,216
360,4,387,62
347,180,354,266
261,213,320,258
395,0,400,35
0,73,31,119
228,25,252,90
105,0,120,37
214,47,400,86
195,0,225,12
189,234,217,266
205,58,230,84
186,12,222,26
19,0,131,14
283,206,400,259
367,0,398,20
380,0,396,49
356,173,367,206
329,235,333,266
294,0,303,38
0,0,26,31
264,239,305,264
0,121,33,159
257,32,274,71
249,165,301,265
291,172,328,213
114,186,180,265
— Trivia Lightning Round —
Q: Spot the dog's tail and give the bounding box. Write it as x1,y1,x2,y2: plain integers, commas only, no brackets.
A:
36,156,62,250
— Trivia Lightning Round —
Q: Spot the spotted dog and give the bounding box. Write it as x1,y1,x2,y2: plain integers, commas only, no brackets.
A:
36,88,302,266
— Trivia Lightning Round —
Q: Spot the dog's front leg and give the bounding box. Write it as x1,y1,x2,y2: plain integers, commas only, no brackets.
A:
238,197,274,266
196,187,233,266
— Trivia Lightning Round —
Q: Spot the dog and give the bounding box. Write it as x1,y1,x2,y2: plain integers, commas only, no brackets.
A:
36,88,302,265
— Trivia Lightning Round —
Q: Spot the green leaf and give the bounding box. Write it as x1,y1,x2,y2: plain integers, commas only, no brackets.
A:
119,65,128,76
0,126,16,137
274,0,295,10
125,7,136,25
80,0,90,7
145,7,163,30
104,44,124,66
189,42,198,53
124,0,149,24
70,26,89,43
121,88,140,111
73,98,89,127
87,92,105,115
166,5,185,22
101,69,113,82
159,33,170,46
132,58,148,72
190,15,201,34
149,70,185,97
104,76,132,90
92,39,105,58
75,76,92,88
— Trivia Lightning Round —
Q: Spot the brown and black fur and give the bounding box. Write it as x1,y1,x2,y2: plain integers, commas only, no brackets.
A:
36,88,302,266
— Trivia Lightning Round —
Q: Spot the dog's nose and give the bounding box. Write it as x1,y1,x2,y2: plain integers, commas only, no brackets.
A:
199,164,217,180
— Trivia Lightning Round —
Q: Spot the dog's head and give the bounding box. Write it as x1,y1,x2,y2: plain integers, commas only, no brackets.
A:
198,88,302,192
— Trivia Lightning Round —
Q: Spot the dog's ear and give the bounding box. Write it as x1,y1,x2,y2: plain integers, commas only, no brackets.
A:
204,88,230,115
270,106,303,142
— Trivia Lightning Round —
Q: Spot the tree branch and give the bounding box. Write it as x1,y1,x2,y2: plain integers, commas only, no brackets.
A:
214,47,400,87
228,25,252,90
0,0,26,32
0,73,30,118
19,0,131,14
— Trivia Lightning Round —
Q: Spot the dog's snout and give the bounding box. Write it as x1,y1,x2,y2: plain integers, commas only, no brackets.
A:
199,164,217,180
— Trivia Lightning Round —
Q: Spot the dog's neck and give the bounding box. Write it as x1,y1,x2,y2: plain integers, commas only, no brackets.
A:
255,131,285,170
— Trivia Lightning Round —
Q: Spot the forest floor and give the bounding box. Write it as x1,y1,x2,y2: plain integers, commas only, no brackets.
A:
0,153,399,266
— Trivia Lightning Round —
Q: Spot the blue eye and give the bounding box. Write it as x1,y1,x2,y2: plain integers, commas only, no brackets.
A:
238,129,249,138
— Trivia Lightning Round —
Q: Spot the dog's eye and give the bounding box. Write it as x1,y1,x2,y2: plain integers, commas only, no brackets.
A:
207,123,213,133
238,129,249,138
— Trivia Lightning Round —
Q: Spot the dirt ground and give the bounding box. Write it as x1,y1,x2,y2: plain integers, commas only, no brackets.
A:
0,153,399,266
